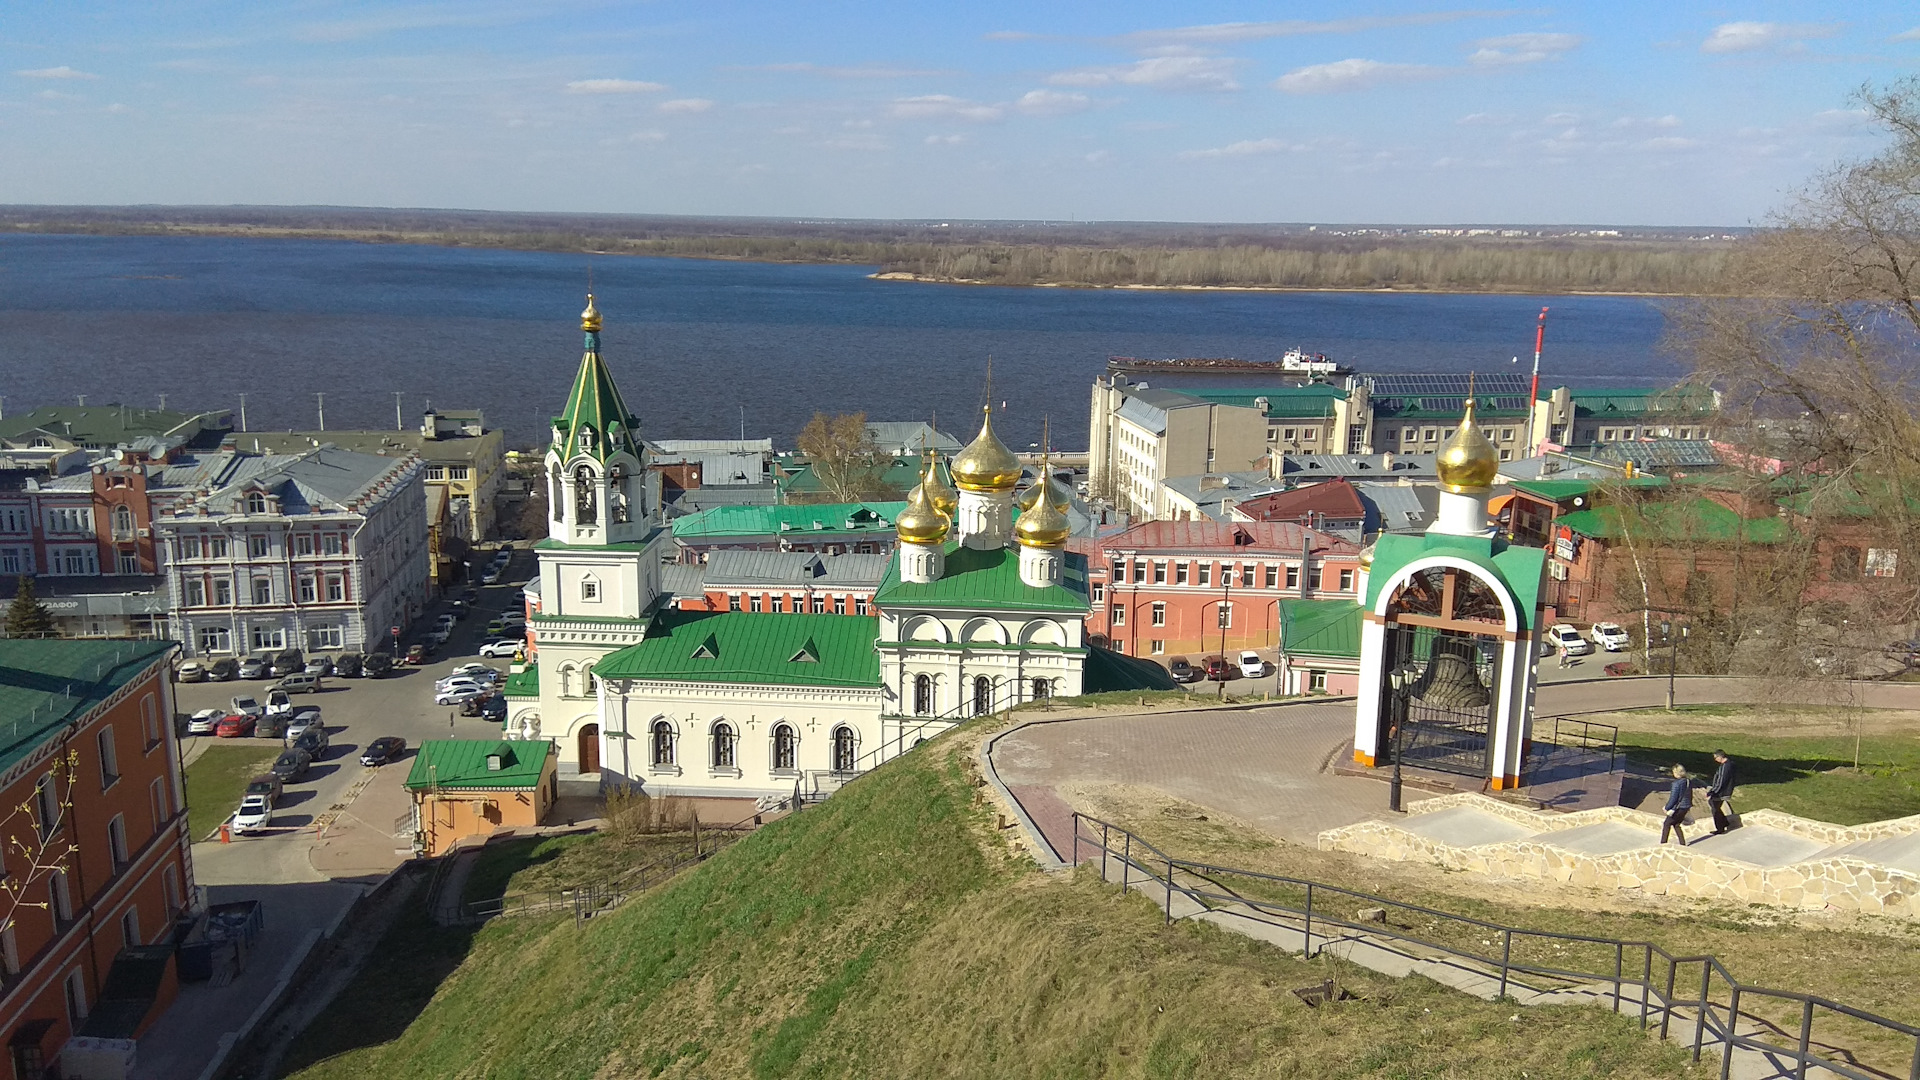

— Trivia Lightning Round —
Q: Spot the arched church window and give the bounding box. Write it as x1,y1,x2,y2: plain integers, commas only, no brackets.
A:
712,722,736,769
574,466,598,525
913,674,933,716
772,723,796,771
973,675,992,717
651,721,674,767
551,464,564,522
1031,678,1051,701
832,726,856,772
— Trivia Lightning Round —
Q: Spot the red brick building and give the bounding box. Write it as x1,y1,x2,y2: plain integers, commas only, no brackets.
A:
1085,520,1362,661
0,639,195,1078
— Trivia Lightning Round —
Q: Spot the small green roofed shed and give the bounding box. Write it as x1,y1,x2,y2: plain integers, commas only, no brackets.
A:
1508,476,1669,505
593,611,882,688
406,739,554,791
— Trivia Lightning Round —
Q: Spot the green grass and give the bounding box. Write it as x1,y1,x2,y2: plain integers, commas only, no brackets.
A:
460,830,698,906
184,744,282,838
1615,731,1920,825
282,736,1696,1080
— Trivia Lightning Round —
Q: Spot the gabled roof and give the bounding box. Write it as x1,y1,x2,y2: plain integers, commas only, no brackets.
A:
405,739,553,791
1558,499,1792,545
701,550,892,590
872,544,1091,614
670,502,907,541
1234,478,1368,523
1509,476,1670,504
593,611,881,688
1101,519,1359,557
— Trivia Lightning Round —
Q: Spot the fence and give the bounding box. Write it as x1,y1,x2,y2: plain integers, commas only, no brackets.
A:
1535,716,1622,774
1073,813,1920,1080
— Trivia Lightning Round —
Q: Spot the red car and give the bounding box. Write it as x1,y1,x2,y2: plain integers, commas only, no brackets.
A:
215,713,257,738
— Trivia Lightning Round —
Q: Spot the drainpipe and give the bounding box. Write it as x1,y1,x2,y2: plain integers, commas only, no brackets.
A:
1300,534,1311,598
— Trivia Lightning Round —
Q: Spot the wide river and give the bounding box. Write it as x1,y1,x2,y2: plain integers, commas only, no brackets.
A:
0,234,1683,451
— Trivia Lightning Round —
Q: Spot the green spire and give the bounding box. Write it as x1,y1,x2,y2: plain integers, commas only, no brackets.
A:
552,294,641,463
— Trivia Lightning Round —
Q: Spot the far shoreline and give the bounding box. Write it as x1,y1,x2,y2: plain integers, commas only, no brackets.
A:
866,270,1696,299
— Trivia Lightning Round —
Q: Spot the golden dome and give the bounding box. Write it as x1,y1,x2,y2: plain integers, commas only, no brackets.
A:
1436,397,1499,494
1016,465,1069,514
950,406,1022,493
1358,543,1376,569
894,482,951,545
1013,487,1070,547
581,293,602,333
921,452,959,518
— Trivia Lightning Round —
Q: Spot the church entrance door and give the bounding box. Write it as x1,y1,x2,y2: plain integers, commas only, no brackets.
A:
1378,566,1506,781
579,724,601,774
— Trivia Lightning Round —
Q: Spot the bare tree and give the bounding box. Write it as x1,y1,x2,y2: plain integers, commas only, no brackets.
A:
795,412,893,503
1,750,83,939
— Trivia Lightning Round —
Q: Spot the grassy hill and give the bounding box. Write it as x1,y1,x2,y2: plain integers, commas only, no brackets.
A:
280,736,1693,1079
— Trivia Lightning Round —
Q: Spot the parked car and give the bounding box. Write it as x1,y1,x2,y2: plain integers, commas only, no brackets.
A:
435,685,489,707
362,652,394,678
271,649,305,677
187,708,224,735
1588,622,1631,652
481,566,504,585
238,657,271,680
265,689,293,719
360,736,407,766
1203,655,1233,681
460,586,479,604
230,695,264,718
215,713,257,738
244,773,283,806
1237,651,1270,679
178,660,208,683
209,658,241,681
478,638,522,658
291,726,329,758
479,695,508,722
285,710,324,742
436,612,458,630
404,643,430,665
1167,656,1199,683
1546,624,1594,656
232,794,274,834
304,656,335,677
275,673,322,694
270,748,312,782
459,691,497,717
333,652,364,678
448,662,498,681
256,713,290,740
449,600,468,619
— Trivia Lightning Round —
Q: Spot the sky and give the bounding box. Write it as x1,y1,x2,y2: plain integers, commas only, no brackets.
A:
2,2,1916,225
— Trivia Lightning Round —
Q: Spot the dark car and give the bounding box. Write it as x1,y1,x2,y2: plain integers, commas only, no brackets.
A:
362,652,393,678
449,599,468,618
256,713,290,740
272,649,305,676
479,695,508,722
214,713,256,738
459,691,498,717
245,773,284,806
360,736,407,766
1203,655,1232,682
333,652,364,678
1167,656,1199,683
270,748,312,782
291,726,328,758
208,658,240,681
460,587,479,604
404,643,430,665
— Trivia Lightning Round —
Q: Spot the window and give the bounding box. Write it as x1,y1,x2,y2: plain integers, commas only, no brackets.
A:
1264,564,1277,588
121,908,140,951
107,815,127,870
245,492,267,514
250,625,285,650
832,596,846,615
46,507,92,534
1348,424,1365,447
325,575,345,602
213,579,232,605
150,778,167,833
1031,678,1051,700
64,969,87,1029
749,594,762,613
297,576,317,603
249,534,269,558
35,776,59,841
1308,567,1322,590
1286,565,1300,589
426,466,448,481
1090,584,1104,603
307,625,343,650
854,597,868,615
646,720,680,769
111,505,135,540
1302,428,1317,441
1174,562,1188,585
1150,639,1165,655
581,578,599,601
180,535,201,560
197,626,229,653
1500,450,1512,461
163,866,181,918
0,506,25,533
54,547,98,575
810,594,825,613
1,926,17,977
449,466,471,481
207,536,228,558
1309,670,1327,692
118,553,139,575
252,579,273,605
142,695,160,750
1283,428,1296,442
1425,429,1439,442
0,547,27,575
1339,569,1355,591
1133,559,1146,581
914,673,933,716
1152,561,1167,584
98,727,119,788
832,727,856,772
973,675,993,717
321,534,342,556
1601,428,1616,442
1500,429,1514,442
772,724,796,771
1241,564,1255,588
1150,602,1166,626
184,579,206,607
1111,604,1125,626
50,869,72,925
728,593,741,611
711,723,737,770
294,533,314,556
1111,559,1126,584
1197,562,1210,586
1217,602,1232,629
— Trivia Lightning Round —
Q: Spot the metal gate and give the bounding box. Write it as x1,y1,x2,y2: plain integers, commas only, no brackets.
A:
1382,624,1498,779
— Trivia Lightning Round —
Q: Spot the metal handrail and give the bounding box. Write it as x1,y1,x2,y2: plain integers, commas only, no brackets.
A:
1540,716,1621,773
1071,812,1920,1080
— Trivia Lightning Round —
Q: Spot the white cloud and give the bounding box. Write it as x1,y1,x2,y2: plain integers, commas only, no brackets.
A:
34,89,81,101
566,79,667,94
924,133,965,145
1468,32,1580,65
1085,149,1112,164
1700,22,1836,54
1543,111,1579,124
744,62,949,78
1014,89,1090,116
658,98,713,114
1895,27,1920,42
1111,12,1518,47
1049,55,1239,92
104,103,130,114
15,66,97,79
889,95,1003,122
1642,136,1700,151
1274,59,1439,93
1611,114,1682,128
1178,137,1301,159
1457,112,1511,126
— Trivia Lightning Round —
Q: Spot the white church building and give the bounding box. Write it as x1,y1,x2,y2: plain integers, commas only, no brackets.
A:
506,298,1162,803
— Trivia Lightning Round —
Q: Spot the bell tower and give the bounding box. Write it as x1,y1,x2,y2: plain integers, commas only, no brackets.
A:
547,294,655,548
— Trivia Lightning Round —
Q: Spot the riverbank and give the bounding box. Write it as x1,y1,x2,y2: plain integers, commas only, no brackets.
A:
867,270,1700,298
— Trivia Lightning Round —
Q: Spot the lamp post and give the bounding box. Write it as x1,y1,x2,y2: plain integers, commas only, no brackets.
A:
1217,580,1232,699
1666,621,1688,711
1388,665,1413,812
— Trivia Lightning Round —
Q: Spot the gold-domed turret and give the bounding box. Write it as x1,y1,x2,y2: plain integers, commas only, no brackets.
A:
1016,466,1069,514
1436,397,1499,494
894,482,951,545
580,293,602,333
1013,487,1070,547
950,406,1022,493
921,451,958,519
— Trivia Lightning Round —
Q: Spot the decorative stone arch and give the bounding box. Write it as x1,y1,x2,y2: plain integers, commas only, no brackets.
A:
960,617,1007,645
1368,556,1522,634
769,720,800,772
647,716,679,769
555,661,581,698
1018,618,1068,647
508,708,542,741
709,717,739,770
903,614,949,643
830,724,860,773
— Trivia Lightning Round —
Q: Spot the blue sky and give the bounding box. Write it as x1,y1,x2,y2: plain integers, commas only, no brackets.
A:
2,2,1914,224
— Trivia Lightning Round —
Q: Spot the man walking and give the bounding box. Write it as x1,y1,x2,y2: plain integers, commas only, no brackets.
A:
1707,750,1738,834
1660,763,1692,846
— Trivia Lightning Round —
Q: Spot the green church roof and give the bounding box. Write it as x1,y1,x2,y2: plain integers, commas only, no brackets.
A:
1362,531,1547,631
669,502,908,541
1280,598,1362,660
593,610,882,689
872,544,1092,614
406,739,554,791
552,321,643,464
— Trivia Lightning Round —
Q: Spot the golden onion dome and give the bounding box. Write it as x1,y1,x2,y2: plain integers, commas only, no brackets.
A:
1358,542,1376,569
894,482,951,545
950,406,1022,493
922,453,959,518
1016,466,1069,514
1013,487,1070,547
581,293,602,332
1436,397,1499,494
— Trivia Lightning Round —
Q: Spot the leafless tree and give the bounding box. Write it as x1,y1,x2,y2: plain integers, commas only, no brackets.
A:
795,412,894,503
1,750,83,940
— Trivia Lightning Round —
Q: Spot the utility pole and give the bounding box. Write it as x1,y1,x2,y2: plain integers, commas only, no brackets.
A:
158,394,168,411
394,392,404,432
1522,307,1549,456
315,393,326,431
1217,580,1232,699
238,393,248,433
77,394,87,406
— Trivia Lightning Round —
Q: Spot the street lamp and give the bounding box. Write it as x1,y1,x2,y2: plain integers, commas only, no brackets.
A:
1666,621,1688,711
1388,664,1415,812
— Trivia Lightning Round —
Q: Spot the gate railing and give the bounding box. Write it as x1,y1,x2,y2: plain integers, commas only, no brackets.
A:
1072,812,1920,1080
1537,716,1621,774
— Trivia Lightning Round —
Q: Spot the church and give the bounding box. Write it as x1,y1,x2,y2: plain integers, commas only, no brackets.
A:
506,298,1153,802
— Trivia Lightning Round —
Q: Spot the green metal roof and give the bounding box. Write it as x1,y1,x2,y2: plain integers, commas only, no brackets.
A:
1080,646,1180,692
1186,385,1349,417
1557,499,1791,545
593,610,882,688
552,327,643,464
1280,599,1362,660
406,739,553,791
0,640,174,773
1362,531,1547,631
502,665,538,699
872,544,1092,614
1509,477,1670,503
1567,386,1715,418
670,502,907,541
0,406,218,447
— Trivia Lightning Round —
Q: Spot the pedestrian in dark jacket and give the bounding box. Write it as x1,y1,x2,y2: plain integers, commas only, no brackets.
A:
1707,750,1737,834
1660,763,1692,846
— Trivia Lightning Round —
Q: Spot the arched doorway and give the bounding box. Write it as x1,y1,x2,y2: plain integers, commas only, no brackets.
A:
1377,566,1505,779
578,723,601,774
